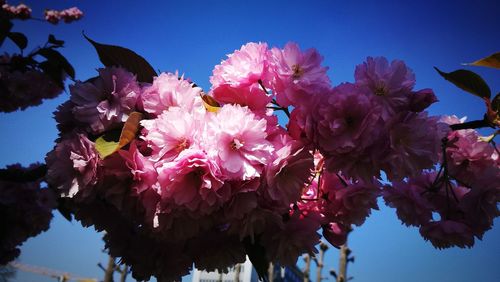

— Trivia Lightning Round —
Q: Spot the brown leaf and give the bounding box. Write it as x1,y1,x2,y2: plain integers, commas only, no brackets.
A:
466,52,500,69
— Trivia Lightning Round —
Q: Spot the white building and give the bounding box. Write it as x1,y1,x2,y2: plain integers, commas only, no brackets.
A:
191,256,259,282
191,257,303,282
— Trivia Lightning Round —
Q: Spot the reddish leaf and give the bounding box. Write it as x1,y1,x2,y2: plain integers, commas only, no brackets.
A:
84,33,157,83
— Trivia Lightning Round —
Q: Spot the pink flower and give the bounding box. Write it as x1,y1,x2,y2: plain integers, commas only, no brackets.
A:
409,88,438,112
383,112,441,181
355,56,416,119
157,149,225,215
141,107,198,161
211,83,271,112
446,128,498,185
44,10,60,24
459,168,500,238
59,7,83,23
419,220,474,249
321,173,381,226
211,42,269,89
322,222,350,248
70,67,140,134
45,132,99,200
265,140,314,209
2,3,31,19
311,83,383,180
140,72,202,116
268,42,330,107
209,43,273,113
209,104,273,180
383,174,435,227
119,142,158,194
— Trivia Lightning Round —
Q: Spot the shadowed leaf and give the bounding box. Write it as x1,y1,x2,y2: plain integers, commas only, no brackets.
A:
95,112,143,158
7,32,27,50
38,48,75,79
84,33,157,83
434,67,491,99
492,93,500,112
0,17,13,46
465,52,500,69
243,237,269,282
48,34,64,47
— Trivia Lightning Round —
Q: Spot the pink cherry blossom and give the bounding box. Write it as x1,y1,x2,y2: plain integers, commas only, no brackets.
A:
264,140,313,209
419,220,474,249
383,112,441,181
2,3,31,19
140,72,202,116
355,56,416,119
383,174,435,227
321,172,381,226
209,104,273,180
59,7,83,23
322,222,350,248
44,10,60,24
157,149,225,215
409,88,438,112
268,42,331,107
141,107,199,161
45,132,99,200
70,67,140,134
211,83,271,112
311,83,384,180
211,42,269,89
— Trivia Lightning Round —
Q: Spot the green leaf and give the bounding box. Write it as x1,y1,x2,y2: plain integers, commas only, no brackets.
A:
83,33,157,83
38,48,75,79
434,67,491,99
95,112,143,159
465,52,500,69
95,135,120,159
7,32,27,50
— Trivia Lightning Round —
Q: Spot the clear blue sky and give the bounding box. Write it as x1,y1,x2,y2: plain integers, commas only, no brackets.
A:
1,0,499,281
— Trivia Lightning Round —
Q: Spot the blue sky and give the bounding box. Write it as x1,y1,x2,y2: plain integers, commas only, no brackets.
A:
1,0,499,281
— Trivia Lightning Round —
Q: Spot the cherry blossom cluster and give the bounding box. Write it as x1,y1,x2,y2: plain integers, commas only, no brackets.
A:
44,7,83,24
0,54,64,112
44,42,499,280
384,117,500,249
1,1,31,20
0,164,56,264
1,1,83,24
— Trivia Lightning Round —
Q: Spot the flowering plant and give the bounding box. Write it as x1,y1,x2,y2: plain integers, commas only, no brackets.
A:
40,38,499,281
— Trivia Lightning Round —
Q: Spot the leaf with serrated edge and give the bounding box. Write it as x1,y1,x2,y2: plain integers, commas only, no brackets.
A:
201,94,221,112
465,52,500,69
434,67,491,99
